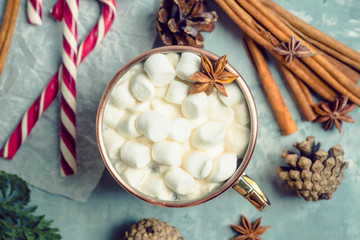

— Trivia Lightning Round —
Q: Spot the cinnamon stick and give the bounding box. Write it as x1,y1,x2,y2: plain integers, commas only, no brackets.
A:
244,35,297,135
268,6,360,83
0,0,13,51
295,30,360,83
220,0,273,49
223,0,315,121
260,0,360,67
235,0,338,98
294,57,337,98
240,0,360,105
323,53,360,83
222,0,336,101
279,66,316,121
0,0,20,77
298,80,315,106
275,13,360,72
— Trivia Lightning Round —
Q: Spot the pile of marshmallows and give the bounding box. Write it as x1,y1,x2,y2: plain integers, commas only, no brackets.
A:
102,51,250,201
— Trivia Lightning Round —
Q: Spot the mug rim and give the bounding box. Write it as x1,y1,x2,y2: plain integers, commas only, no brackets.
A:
96,45,258,207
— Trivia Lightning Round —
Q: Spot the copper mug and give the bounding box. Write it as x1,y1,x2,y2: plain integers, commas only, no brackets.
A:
96,46,270,211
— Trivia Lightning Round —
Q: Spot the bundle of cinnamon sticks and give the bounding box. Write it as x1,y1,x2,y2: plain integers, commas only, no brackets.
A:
0,0,21,77
213,0,360,135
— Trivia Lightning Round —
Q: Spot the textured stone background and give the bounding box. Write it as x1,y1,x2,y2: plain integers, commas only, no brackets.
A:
0,0,359,239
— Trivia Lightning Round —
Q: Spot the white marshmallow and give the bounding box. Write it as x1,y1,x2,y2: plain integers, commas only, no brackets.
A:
166,52,180,69
104,105,125,129
190,115,208,129
143,53,176,87
176,52,201,81
169,118,191,143
122,167,150,188
185,180,201,199
155,86,169,98
141,175,173,201
183,179,204,201
130,72,155,101
181,141,192,153
136,136,153,148
205,144,224,159
186,180,213,199
118,63,143,85
225,124,250,157
184,151,213,179
103,129,125,159
152,140,182,166
207,153,237,183
123,63,143,78
136,110,171,142
129,101,150,113
113,160,128,173
120,141,151,168
151,98,182,119
110,81,136,109
208,93,234,124
201,181,221,193
116,115,141,138
233,101,250,126
218,82,244,106
149,162,173,175
165,80,190,104
164,168,195,195
191,122,226,149
182,92,208,120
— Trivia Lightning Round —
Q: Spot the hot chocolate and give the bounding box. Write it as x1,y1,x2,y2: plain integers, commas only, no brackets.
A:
102,51,250,201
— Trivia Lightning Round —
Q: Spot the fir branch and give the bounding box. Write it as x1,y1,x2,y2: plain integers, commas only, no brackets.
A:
0,171,61,240
0,170,30,207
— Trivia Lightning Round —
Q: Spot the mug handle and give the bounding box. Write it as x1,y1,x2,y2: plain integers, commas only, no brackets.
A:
232,173,271,211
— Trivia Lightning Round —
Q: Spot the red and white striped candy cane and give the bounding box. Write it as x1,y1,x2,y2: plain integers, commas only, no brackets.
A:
27,0,42,25
59,0,80,176
77,0,116,64
50,0,64,22
0,69,62,160
0,0,117,166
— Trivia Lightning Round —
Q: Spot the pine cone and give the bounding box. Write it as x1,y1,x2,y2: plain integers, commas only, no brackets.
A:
156,0,218,48
124,218,184,240
277,136,349,201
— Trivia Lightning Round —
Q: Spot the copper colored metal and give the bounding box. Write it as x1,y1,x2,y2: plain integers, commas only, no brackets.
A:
96,46,258,208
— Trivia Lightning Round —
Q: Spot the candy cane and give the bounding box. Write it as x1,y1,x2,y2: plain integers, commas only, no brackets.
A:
27,0,42,25
0,69,62,160
59,0,80,176
50,0,64,22
0,0,117,164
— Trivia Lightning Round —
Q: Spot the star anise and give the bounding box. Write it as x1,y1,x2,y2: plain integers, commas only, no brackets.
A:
231,215,270,240
273,36,320,63
313,95,356,133
188,54,239,96
156,0,218,48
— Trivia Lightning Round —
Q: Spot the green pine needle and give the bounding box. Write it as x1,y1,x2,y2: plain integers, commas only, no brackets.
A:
0,171,61,240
